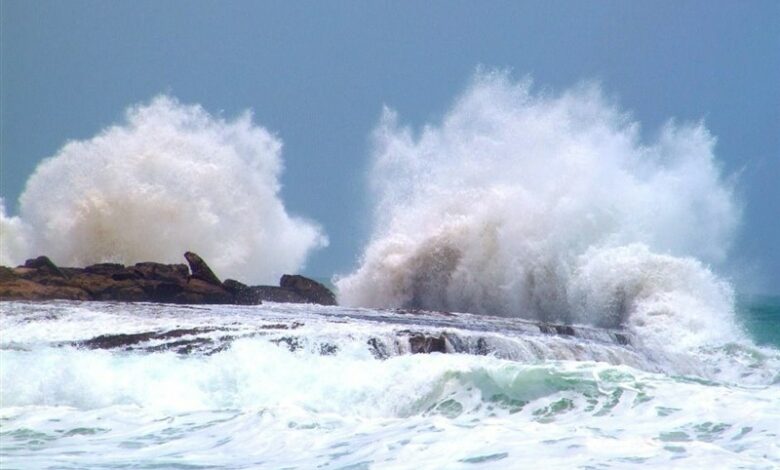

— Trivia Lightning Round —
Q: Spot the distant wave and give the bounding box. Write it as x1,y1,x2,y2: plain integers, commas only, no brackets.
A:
337,71,740,353
1,96,326,283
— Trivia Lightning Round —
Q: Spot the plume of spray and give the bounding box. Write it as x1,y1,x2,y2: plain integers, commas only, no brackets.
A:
337,72,740,351
3,96,327,283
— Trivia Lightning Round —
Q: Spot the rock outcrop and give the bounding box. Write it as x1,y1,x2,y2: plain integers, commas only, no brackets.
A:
280,274,337,305
0,252,337,306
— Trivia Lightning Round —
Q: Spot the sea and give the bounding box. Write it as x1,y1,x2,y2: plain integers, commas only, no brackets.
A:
2,74,778,469
1,296,778,469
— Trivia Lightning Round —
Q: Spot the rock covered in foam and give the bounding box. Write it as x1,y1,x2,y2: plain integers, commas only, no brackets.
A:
0,251,337,306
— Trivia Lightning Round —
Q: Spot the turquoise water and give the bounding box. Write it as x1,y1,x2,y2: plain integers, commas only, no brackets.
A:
739,295,780,347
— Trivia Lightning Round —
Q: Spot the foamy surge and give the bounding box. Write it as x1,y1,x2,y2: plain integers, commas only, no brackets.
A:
1,96,326,283
338,72,740,352
1,302,778,468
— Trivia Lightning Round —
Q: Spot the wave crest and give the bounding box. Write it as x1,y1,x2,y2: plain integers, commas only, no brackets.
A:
337,72,739,349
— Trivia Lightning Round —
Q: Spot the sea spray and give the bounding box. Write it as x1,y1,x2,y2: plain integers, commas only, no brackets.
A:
337,72,740,352
3,96,326,283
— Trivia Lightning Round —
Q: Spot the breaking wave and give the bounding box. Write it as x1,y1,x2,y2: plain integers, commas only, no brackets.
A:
337,72,740,352
2,96,326,283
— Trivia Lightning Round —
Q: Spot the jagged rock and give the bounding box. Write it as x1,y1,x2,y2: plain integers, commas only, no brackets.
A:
279,274,336,305
184,251,221,286
0,251,331,306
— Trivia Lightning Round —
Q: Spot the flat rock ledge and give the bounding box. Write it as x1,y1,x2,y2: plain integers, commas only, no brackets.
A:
0,252,337,306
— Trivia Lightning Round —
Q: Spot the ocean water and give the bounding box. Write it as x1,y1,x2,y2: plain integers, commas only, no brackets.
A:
1,299,778,469
1,73,777,468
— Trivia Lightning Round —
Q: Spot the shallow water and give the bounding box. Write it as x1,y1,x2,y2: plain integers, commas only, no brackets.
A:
1,300,778,469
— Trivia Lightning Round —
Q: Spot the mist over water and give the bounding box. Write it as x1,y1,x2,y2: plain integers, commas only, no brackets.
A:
1,96,326,283
338,72,740,351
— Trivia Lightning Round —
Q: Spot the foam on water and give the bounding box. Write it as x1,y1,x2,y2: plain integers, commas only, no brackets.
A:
1,96,326,283
1,302,779,469
338,72,740,357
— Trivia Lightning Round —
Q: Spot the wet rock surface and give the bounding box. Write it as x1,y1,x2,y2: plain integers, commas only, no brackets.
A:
0,252,337,306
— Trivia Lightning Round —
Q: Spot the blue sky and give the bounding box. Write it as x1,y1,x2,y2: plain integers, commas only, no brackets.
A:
1,1,778,292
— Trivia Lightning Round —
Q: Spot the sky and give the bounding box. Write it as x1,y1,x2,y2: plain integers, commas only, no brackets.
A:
1,1,778,293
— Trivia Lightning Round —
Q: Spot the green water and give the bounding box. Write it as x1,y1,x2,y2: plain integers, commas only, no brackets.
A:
739,294,780,347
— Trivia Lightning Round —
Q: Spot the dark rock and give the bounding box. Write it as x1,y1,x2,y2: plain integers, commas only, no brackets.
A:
178,278,233,304
279,274,337,305
408,334,447,354
222,278,248,292
147,282,184,303
538,323,576,337
475,337,491,355
1,252,330,306
613,332,630,346
24,256,67,278
0,266,19,282
133,262,189,283
367,337,390,359
272,336,303,352
248,285,309,303
0,277,91,300
77,328,216,350
84,263,127,276
223,279,263,305
184,251,221,286
554,325,576,336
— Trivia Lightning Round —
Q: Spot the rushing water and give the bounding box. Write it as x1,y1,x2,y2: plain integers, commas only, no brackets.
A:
1,71,777,469
1,299,778,469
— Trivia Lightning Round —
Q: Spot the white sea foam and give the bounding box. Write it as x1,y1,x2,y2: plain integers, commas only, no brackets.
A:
4,96,326,283
2,312,778,468
338,72,740,352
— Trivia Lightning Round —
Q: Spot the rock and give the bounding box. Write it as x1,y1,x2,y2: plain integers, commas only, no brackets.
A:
146,282,184,303
408,333,447,354
0,266,18,282
84,263,127,276
223,279,263,305
1,251,330,306
247,285,309,303
279,274,336,305
24,255,67,278
184,251,221,286
180,278,233,304
0,277,90,300
133,262,189,283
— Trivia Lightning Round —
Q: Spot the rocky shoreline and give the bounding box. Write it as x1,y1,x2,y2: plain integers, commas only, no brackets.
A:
0,251,336,306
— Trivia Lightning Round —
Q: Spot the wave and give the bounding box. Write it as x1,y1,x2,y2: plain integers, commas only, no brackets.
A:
2,305,777,469
337,71,741,353
1,96,326,283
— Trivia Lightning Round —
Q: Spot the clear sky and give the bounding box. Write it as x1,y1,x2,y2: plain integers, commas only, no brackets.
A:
1,1,778,292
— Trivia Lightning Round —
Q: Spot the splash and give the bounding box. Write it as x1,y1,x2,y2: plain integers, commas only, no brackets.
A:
337,72,740,350
5,96,326,283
